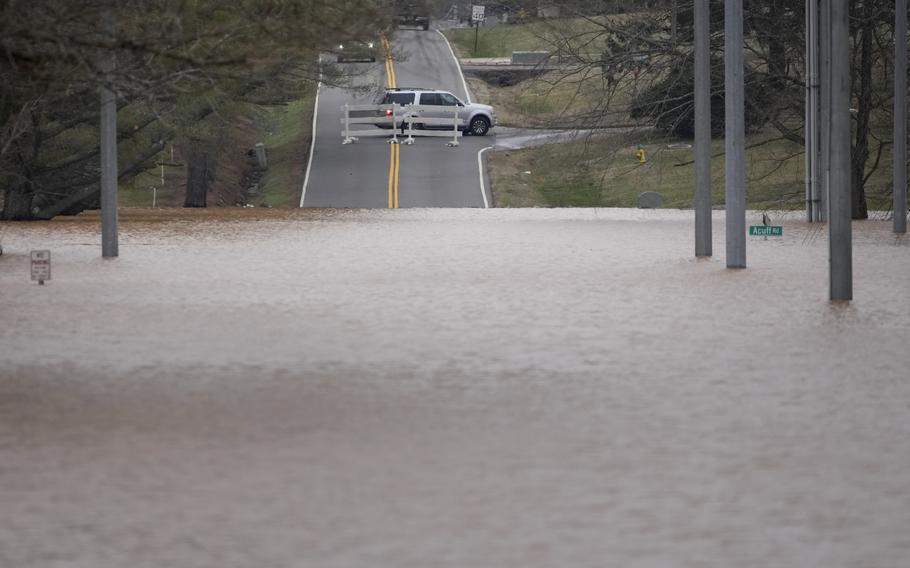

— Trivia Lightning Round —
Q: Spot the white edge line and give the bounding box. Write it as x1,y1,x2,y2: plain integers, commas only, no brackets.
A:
436,29,472,104
299,78,322,208
477,146,491,209
438,27,486,207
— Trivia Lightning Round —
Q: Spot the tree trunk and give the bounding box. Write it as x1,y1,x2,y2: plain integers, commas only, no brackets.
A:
851,2,872,220
1,183,34,220
184,145,211,208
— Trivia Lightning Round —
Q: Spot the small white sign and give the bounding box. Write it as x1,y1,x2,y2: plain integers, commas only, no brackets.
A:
471,4,485,22
30,250,51,284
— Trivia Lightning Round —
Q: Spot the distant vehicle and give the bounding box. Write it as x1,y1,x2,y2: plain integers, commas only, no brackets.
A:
394,0,431,30
376,87,497,136
335,39,377,62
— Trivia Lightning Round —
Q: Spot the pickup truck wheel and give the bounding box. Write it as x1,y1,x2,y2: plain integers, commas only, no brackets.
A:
469,116,490,136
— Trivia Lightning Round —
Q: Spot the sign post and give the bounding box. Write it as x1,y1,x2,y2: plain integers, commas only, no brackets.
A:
30,250,51,285
471,5,485,55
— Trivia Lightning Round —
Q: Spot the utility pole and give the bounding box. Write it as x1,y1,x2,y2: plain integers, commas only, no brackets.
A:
819,0,830,222
694,0,711,257
100,4,119,258
724,0,745,268
894,0,907,234
829,0,852,300
805,0,821,222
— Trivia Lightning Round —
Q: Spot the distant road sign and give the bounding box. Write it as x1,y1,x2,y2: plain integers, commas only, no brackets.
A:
749,226,783,236
30,250,51,284
471,4,485,22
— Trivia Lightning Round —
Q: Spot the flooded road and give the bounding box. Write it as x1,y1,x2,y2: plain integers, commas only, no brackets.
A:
1,208,909,567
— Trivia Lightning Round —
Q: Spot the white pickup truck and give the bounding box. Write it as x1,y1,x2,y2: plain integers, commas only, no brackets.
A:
377,87,497,136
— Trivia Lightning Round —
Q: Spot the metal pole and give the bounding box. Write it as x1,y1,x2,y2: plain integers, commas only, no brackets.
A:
894,0,907,233
724,0,746,268
803,0,815,223
806,0,821,221
819,0,830,222
829,0,852,300
694,0,712,257
100,5,118,258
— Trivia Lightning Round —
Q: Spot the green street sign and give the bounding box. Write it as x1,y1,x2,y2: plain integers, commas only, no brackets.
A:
749,225,783,236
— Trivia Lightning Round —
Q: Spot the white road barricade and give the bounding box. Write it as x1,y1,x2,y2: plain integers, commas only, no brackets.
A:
340,103,400,144
340,103,463,146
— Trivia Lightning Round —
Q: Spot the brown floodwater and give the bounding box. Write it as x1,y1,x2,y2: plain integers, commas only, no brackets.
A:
1,208,909,567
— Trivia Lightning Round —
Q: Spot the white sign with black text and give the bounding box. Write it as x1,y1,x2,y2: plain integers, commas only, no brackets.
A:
30,250,51,284
471,4,485,23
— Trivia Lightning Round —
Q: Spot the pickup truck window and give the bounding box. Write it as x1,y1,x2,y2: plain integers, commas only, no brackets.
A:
419,93,442,105
438,93,459,106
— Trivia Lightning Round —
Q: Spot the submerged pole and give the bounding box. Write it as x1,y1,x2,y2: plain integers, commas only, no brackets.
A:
694,0,712,257
819,0,830,222
894,0,907,234
829,0,852,300
100,5,118,258
724,0,745,268
806,0,821,221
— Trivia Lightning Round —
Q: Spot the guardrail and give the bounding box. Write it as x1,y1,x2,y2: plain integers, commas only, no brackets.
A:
510,51,550,65
340,103,463,147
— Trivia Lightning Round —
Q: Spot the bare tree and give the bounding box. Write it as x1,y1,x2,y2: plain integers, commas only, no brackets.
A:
505,0,900,215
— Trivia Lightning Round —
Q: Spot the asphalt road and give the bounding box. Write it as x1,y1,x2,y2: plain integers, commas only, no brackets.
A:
302,29,492,208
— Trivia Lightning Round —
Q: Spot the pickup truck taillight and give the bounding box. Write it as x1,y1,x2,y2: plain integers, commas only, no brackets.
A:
384,109,393,116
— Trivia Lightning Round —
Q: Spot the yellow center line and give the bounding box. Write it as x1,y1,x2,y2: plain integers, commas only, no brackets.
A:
386,143,400,209
388,141,395,208
382,35,399,208
394,144,400,208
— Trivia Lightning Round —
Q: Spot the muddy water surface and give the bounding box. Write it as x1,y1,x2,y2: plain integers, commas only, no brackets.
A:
1,208,909,567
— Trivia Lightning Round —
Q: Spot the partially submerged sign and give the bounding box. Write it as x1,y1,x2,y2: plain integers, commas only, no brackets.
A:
30,250,51,284
749,226,783,236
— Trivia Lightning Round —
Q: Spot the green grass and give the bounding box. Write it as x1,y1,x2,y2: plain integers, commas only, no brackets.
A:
445,22,553,58
490,131,896,210
444,16,630,59
467,69,634,128
453,17,645,128
252,93,315,207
